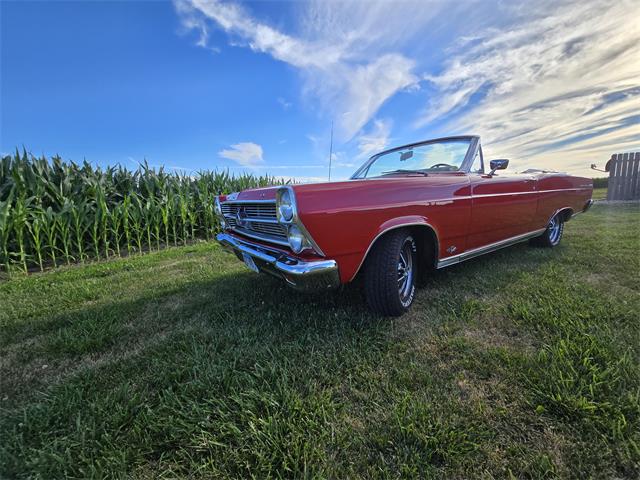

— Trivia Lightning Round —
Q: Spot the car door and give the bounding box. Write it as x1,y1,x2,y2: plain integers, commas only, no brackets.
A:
466,148,538,250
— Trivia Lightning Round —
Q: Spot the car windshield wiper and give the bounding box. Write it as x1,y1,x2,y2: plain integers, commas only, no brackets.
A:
380,169,429,176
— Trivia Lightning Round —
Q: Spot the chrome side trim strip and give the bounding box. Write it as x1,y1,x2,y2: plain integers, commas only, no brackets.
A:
472,187,591,198
436,228,546,269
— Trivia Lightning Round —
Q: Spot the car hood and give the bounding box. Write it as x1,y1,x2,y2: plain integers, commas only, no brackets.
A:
223,174,468,202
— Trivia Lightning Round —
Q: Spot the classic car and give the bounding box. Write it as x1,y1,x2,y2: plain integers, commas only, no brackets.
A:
215,135,593,316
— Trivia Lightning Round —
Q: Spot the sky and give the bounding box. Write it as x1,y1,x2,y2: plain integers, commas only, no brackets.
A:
1,0,639,181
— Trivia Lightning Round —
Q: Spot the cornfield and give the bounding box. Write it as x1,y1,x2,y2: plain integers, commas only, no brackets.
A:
0,149,288,273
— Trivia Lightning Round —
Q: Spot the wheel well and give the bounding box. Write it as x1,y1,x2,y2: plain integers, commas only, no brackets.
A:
353,224,438,282
556,208,574,222
408,225,438,270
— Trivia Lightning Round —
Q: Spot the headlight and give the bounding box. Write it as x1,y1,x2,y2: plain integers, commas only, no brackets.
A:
276,187,294,223
287,225,305,253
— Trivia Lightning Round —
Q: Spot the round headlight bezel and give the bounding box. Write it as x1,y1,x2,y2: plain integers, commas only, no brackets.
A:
276,187,295,223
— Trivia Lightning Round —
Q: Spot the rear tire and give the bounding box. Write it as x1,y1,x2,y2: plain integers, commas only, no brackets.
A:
530,213,564,248
363,230,417,316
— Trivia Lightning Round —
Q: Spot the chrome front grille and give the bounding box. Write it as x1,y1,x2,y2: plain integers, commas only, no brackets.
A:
221,202,277,219
221,201,288,246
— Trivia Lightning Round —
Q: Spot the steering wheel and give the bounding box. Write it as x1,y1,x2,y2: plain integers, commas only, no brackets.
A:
430,163,457,171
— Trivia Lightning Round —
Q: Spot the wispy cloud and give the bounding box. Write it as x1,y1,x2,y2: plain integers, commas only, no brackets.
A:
357,119,392,158
176,0,639,176
277,97,292,110
418,0,640,174
173,0,434,140
218,142,264,167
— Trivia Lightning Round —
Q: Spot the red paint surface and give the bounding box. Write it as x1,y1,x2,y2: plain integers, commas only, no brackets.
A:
222,172,593,284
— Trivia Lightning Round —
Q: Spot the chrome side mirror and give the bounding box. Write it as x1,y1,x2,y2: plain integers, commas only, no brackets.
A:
488,159,509,176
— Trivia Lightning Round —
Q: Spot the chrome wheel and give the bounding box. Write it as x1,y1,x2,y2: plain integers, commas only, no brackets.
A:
397,240,414,305
548,215,562,245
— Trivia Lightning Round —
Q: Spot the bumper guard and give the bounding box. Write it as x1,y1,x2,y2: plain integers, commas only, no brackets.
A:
216,232,340,291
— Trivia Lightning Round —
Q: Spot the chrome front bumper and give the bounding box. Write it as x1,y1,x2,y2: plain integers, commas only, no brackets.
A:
216,232,340,291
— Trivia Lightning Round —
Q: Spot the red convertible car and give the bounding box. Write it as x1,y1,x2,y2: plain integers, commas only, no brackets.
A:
216,136,593,316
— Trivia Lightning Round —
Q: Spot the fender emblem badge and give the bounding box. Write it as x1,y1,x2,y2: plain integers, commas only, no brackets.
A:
447,246,457,254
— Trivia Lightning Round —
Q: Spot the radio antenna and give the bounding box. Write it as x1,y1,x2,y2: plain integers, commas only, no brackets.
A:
328,120,334,181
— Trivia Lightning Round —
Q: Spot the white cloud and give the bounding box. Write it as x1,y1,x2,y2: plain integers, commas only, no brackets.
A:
176,0,639,176
277,97,292,110
417,0,640,175
356,119,392,158
218,142,264,167
174,0,432,140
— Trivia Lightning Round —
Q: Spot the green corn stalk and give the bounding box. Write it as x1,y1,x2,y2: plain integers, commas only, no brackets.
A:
98,194,110,258
89,201,101,260
58,200,74,265
159,193,170,247
143,199,153,251
121,194,132,254
1,151,291,272
168,191,178,246
27,207,46,271
0,189,14,272
12,195,31,272
178,187,189,245
130,195,144,254
110,203,124,257
151,198,161,251
41,207,59,268
70,200,90,263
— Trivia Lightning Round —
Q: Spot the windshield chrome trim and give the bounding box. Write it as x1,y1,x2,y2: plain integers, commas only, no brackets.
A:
350,135,480,179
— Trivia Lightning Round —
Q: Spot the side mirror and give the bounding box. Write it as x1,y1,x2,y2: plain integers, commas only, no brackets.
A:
488,159,509,176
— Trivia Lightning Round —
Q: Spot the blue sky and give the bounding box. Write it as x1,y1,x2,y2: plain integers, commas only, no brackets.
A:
1,0,638,180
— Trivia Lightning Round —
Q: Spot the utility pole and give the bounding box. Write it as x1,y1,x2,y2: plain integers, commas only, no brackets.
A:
328,120,334,181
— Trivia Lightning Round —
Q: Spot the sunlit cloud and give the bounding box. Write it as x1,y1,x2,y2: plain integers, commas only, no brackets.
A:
218,142,264,167
176,0,639,177
173,0,430,140
419,0,640,174
357,119,392,158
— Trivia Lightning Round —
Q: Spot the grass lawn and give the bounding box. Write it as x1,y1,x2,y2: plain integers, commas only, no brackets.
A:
1,204,639,479
593,187,608,201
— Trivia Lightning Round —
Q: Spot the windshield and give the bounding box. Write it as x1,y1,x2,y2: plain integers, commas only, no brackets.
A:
353,138,472,179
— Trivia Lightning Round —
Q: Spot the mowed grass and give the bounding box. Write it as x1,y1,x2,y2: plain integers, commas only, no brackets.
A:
593,187,608,201
1,204,638,479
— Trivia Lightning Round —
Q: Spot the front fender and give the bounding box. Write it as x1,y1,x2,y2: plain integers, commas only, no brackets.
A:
334,215,440,283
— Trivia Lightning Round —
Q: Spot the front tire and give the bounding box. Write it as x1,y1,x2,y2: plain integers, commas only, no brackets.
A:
530,213,564,248
363,230,417,316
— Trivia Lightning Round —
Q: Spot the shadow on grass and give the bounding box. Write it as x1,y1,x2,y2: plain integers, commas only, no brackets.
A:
1,241,559,408
3,233,639,478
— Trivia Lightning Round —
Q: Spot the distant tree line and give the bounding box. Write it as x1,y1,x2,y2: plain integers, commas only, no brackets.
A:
592,177,608,189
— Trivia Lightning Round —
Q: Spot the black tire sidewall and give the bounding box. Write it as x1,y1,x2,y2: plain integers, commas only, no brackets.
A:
363,229,418,316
